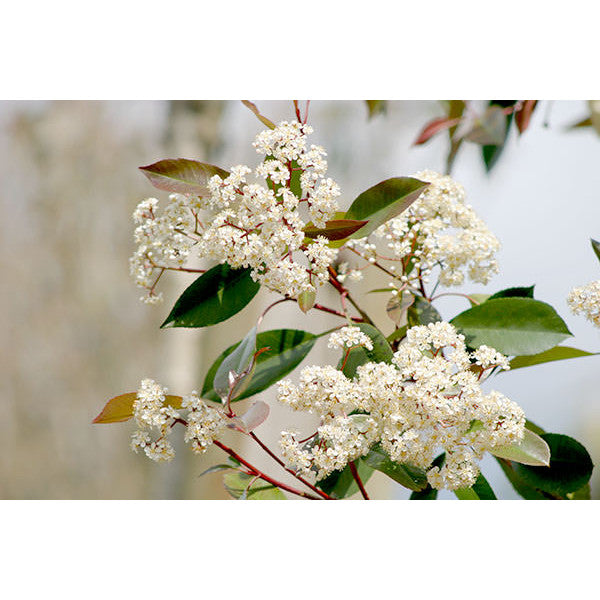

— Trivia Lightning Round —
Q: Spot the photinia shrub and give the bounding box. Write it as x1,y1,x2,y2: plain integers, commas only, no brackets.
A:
94,100,594,500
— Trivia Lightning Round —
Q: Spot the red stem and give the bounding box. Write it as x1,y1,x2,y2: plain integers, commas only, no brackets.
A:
349,461,370,499
249,432,333,500
213,440,321,500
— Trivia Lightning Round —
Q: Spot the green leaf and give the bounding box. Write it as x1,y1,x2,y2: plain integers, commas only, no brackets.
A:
591,238,600,264
161,264,260,329
303,218,369,241
222,471,286,500
213,326,257,400
92,392,183,424
338,323,394,378
467,293,491,307
496,458,547,499
317,460,374,499
362,444,428,491
450,297,572,356
345,177,429,238
513,433,594,497
410,453,445,500
454,472,497,500
407,295,442,327
567,482,591,500
490,428,551,466
509,346,595,371
139,158,229,196
386,326,407,345
202,329,318,402
487,285,535,300
481,100,517,172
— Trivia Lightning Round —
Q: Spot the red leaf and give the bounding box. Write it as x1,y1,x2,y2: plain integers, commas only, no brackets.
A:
242,100,276,129
414,116,458,145
139,159,229,196
515,100,538,134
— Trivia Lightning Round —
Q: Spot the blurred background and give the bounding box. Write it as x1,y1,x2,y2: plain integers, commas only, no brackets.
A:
1,99,599,499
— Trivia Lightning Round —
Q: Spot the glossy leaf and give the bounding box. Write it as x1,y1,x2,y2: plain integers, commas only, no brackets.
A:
139,159,228,196
450,297,572,356
496,458,547,499
303,218,368,241
92,392,183,424
487,285,535,300
317,459,374,499
345,177,429,238
454,473,497,500
513,434,594,497
161,264,260,328
223,471,286,500
203,329,318,402
490,428,550,466
241,100,276,129
509,346,595,371
407,295,442,327
338,323,394,378
362,444,428,491
213,326,257,400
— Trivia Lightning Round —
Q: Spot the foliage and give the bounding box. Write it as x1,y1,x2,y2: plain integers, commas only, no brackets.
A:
95,100,596,501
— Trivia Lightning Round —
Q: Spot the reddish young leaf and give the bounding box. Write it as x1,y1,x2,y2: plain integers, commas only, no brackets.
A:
414,116,459,145
515,100,538,134
241,100,276,129
303,219,369,241
92,392,183,424
139,159,229,196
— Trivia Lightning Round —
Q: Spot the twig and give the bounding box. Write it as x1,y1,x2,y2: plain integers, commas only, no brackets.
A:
349,461,370,499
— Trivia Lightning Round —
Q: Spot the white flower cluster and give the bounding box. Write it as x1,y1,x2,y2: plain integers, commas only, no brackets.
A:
130,379,225,462
328,326,374,351
129,196,196,303
277,323,524,490
130,121,342,302
567,280,600,327
349,170,500,288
